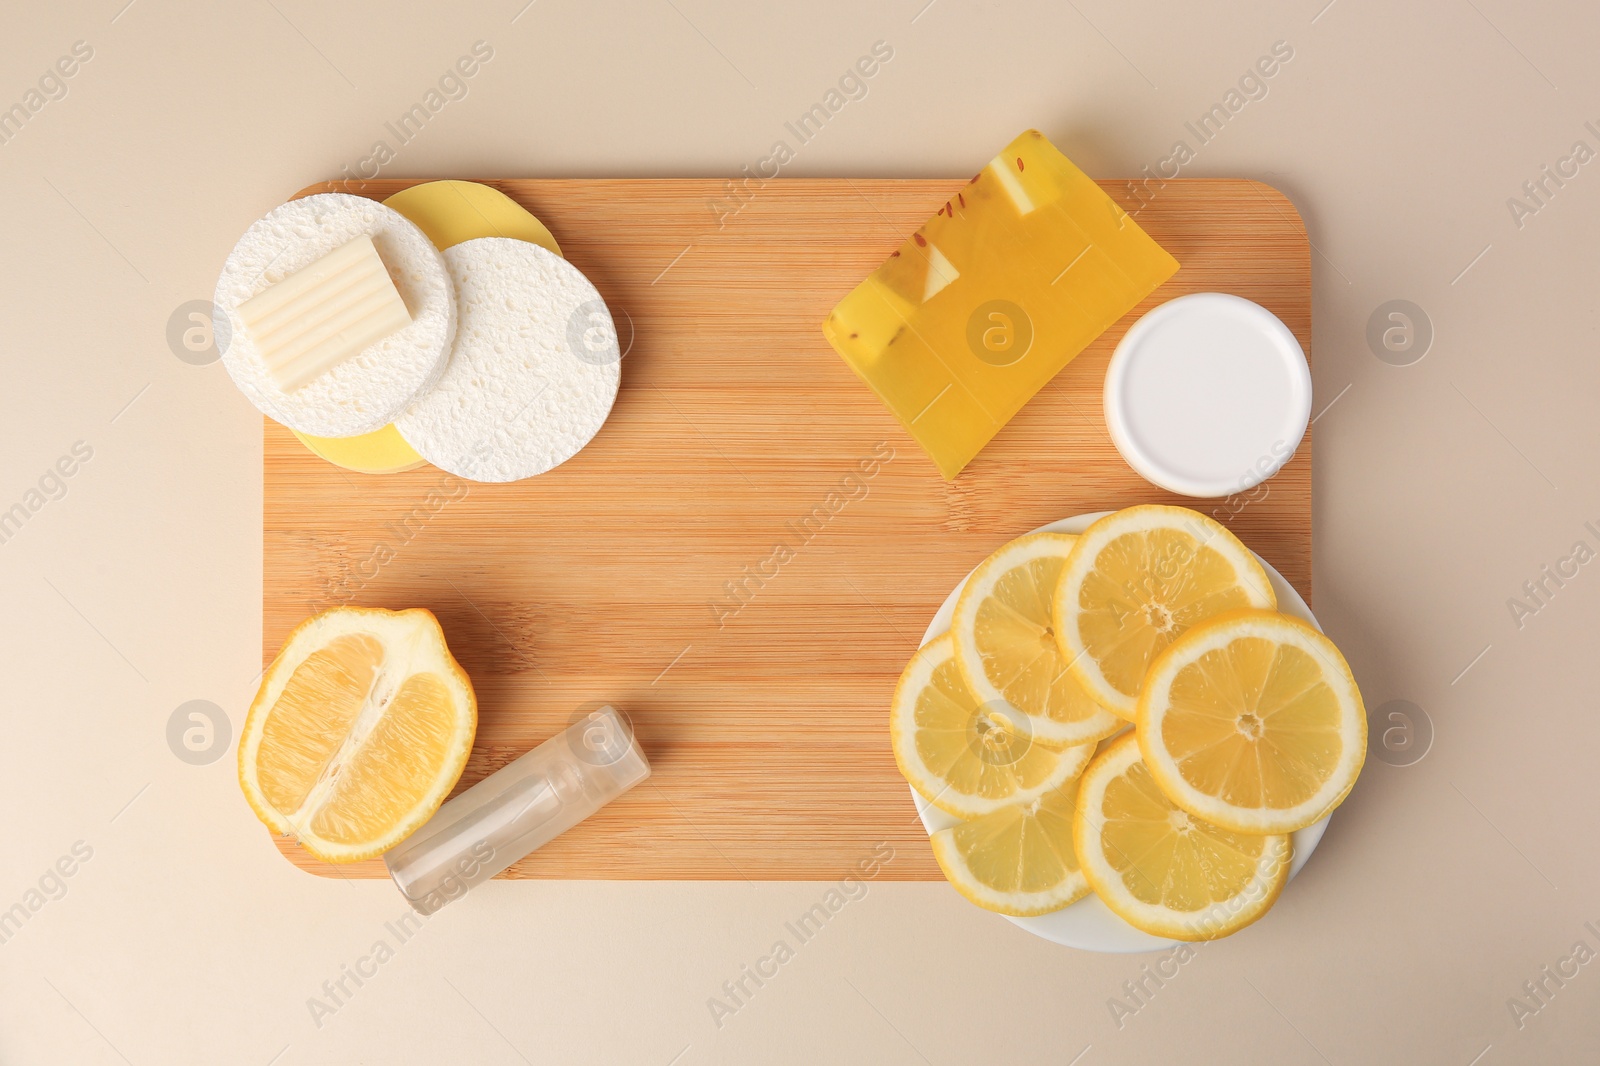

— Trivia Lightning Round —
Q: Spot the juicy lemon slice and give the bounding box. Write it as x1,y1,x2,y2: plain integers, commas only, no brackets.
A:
1053,505,1276,719
930,776,1090,916
1137,609,1366,834
1074,733,1291,941
891,634,1093,819
238,607,477,863
952,532,1123,748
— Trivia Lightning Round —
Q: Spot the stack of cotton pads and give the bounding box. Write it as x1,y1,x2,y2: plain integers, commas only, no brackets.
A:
217,194,455,438
215,191,621,481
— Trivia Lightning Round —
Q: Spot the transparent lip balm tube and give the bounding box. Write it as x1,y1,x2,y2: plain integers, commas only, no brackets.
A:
384,706,649,914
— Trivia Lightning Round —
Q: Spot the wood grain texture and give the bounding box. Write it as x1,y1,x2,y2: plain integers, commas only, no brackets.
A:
264,177,1311,880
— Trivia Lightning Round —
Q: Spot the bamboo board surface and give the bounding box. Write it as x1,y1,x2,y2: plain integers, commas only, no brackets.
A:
265,177,1311,880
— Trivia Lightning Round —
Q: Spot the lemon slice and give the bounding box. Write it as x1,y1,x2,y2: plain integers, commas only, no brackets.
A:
239,606,477,862
1137,609,1366,834
1053,505,1276,719
930,776,1090,916
1074,733,1291,941
952,532,1123,748
891,634,1093,819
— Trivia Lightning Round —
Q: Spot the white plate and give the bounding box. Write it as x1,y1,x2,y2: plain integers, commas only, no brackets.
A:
914,512,1328,953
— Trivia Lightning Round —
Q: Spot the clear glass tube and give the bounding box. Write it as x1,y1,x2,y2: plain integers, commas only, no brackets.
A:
384,705,649,913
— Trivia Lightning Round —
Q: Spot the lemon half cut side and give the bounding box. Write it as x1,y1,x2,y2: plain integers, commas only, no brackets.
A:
238,606,477,863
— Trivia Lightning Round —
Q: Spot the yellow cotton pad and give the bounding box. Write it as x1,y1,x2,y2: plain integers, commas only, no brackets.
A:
293,181,564,474
384,180,562,257
290,423,428,474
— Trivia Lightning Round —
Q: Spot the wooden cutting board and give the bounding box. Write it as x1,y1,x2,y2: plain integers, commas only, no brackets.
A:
265,177,1311,881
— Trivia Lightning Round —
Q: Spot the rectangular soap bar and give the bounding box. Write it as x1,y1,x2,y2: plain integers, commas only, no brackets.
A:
238,233,412,392
822,130,1179,479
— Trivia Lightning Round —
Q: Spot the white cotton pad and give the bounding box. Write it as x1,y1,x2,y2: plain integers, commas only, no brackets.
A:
215,193,455,437
394,237,622,482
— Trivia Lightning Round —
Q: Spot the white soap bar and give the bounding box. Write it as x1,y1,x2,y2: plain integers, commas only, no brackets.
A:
236,233,413,392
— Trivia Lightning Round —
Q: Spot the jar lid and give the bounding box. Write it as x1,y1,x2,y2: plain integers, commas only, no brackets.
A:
1104,293,1310,499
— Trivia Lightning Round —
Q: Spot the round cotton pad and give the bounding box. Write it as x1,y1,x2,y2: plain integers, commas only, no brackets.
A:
215,192,455,437
394,237,621,482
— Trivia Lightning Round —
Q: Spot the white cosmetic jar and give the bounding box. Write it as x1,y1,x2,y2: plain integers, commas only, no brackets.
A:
1104,292,1311,499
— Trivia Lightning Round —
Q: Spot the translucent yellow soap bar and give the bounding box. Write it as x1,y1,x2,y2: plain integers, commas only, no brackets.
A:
822,130,1179,479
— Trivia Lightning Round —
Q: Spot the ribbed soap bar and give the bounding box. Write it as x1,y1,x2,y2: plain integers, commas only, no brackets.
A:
238,233,412,392
822,130,1179,479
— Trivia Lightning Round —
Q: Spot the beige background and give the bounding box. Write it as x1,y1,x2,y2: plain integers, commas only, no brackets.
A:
1,0,1596,1062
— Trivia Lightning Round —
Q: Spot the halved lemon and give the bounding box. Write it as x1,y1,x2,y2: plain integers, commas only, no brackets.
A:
1074,733,1291,941
930,776,1090,916
951,532,1123,748
891,634,1093,819
238,607,477,863
1137,609,1366,834
1053,506,1276,719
